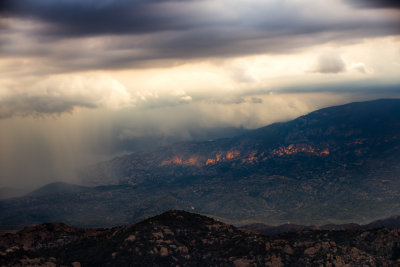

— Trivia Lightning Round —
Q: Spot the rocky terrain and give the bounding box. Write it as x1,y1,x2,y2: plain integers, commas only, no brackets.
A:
2,210,400,266
1,99,400,229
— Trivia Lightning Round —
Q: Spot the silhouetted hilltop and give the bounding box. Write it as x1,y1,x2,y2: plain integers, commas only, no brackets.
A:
2,210,400,266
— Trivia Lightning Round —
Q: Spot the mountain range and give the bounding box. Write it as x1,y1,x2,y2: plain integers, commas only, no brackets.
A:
241,214,400,236
1,99,400,229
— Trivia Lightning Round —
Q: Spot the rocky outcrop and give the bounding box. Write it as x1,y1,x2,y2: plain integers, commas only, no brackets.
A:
2,210,400,266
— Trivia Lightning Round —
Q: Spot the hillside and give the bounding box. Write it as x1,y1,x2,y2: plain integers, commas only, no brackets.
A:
1,99,400,228
0,187,29,200
242,215,400,236
27,182,91,197
2,210,400,266
80,98,400,186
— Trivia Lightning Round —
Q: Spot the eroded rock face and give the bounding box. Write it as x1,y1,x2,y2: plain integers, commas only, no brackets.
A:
2,210,400,266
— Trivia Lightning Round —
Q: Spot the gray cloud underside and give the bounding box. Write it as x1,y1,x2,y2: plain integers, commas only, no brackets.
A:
280,83,400,96
1,0,399,36
1,0,399,71
312,54,346,73
1,0,399,119
0,0,214,35
2,81,398,120
0,95,96,119
348,0,400,9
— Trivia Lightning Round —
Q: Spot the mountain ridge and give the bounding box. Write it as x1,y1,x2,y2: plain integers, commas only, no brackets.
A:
2,210,400,266
241,214,400,236
27,182,91,197
1,98,400,228
79,98,400,186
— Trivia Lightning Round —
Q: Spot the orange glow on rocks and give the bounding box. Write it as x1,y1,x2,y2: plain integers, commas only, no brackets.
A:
272,144,329,157
160,156,183,166
320,149,330,155
205,158,217,165
226,151,240,160
161,156,202,167
205,151,241,165
161,151,240,167
241,151,258,163
160,145,329,168
186,156,200,166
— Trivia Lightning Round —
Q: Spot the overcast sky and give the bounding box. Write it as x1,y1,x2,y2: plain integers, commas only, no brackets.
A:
0,0,400,189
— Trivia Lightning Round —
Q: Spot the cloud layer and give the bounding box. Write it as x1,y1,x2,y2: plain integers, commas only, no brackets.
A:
1,0,399,119
1,0,399,70
0,74,130,118
348,0,400,9
312,54,347,73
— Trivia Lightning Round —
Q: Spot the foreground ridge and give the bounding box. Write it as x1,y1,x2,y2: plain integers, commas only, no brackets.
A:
2,210,400,266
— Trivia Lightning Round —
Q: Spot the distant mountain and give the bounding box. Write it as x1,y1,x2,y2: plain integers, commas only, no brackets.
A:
2,210,400,266
241,222,319,236
242,215,400,236
27,182,91,197
1,99,400,228
80,98,400,186
0,187,29,200
365,215,400,229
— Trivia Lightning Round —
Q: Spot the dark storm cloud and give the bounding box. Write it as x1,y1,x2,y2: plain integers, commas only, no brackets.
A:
0,0,399,74
0,0,207,36
348,0,400,9
1,0,399,44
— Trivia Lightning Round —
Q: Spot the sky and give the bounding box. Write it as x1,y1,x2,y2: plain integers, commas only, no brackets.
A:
0,0,400,189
